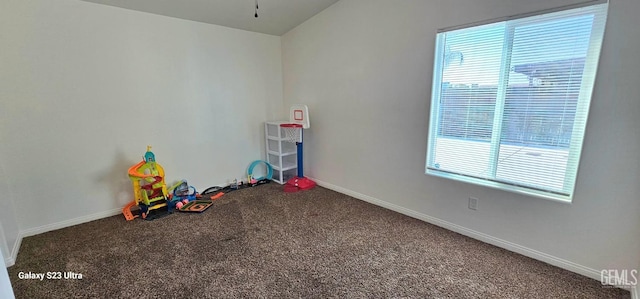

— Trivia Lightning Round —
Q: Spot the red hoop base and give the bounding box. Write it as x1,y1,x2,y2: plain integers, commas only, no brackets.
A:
283,177,316,193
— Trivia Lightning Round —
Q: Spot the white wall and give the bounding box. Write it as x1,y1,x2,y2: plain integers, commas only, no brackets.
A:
0,245,15,299
282,0,640,278
0,0,283,255
0,164,19,265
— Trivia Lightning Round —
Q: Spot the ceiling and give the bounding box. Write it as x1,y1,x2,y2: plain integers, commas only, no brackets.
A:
81,0,340,36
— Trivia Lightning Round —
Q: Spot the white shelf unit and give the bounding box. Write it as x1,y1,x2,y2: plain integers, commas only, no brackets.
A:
265,121,298,184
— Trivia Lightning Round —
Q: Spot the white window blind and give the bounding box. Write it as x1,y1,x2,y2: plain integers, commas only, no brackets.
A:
426,2,608,202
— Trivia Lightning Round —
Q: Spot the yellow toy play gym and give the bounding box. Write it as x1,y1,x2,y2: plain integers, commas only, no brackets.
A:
122,146,169,220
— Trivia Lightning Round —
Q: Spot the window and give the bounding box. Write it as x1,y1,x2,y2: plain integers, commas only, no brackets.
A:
425,2,608,202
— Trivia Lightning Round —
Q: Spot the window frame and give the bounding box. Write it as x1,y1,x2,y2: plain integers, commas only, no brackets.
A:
425,1,608,203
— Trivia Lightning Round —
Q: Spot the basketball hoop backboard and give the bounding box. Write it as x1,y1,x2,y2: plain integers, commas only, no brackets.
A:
289,104,310,129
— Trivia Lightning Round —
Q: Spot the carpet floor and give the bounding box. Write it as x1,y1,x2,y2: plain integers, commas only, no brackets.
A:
8,184,630,298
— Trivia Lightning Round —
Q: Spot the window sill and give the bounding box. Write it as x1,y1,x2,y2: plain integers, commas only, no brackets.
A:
425,168,573,204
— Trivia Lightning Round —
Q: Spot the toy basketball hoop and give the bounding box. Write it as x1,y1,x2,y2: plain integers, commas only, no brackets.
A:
280,123,302,144
281,105,316,193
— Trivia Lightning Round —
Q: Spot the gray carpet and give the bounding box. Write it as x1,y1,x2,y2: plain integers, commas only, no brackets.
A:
8,184,630,298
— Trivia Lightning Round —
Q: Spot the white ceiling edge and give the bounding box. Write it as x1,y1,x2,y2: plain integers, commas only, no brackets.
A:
80,0,340,36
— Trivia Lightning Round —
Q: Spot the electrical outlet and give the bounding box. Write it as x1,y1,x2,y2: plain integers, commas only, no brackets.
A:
468,197,478,210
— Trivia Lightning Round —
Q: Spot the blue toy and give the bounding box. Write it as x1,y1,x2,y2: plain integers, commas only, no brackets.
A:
167,180,198,212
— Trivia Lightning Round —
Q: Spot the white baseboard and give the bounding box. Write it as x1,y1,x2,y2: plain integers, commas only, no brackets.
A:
19,208,122,238
0,225,13,267
311,178,627,286
5,236,21,268
2,256,10,267
6,208,122,267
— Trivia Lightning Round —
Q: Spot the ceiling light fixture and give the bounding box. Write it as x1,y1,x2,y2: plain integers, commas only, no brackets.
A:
255,0,259,18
